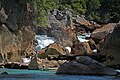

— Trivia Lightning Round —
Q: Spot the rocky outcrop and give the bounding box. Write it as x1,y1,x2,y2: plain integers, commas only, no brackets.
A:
47,9,77,47
91,23,116,43
101,23,120,68
74,15,101,35
0,0,36,62
56,56,119,76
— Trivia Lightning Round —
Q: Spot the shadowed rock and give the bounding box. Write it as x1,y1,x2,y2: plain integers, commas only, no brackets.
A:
56,56,119,76
91,23,116,43
28,55,42,70
101,23,120,68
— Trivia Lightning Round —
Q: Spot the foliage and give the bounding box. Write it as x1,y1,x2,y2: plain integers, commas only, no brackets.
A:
100,0,120,22
36,0,59,26
35,0,120,26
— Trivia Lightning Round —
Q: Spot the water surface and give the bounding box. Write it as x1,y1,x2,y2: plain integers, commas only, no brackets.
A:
0,68,119,80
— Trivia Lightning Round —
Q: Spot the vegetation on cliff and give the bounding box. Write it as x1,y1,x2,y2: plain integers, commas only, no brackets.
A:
36,0,120,26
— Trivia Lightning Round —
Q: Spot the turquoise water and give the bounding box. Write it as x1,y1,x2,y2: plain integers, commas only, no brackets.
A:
0,68,120,80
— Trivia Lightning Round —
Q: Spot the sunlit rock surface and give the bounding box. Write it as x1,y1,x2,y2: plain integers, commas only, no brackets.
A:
45,43,67,55
0,0,36,62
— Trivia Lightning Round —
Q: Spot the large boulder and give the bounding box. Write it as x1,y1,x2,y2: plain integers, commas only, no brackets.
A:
91,23,116,43
45,43,67,55
101,23,120,68
71,41,93,55
56,56,119,76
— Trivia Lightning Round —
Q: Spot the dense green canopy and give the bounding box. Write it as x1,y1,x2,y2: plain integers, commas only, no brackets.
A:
36,0,120,26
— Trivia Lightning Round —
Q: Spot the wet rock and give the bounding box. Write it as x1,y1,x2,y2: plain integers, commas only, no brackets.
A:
56,56,119,76
19,64,28,69
4,62,20,69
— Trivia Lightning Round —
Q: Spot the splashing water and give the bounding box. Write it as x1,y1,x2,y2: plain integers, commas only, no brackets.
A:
77,33,91,42
35,35,55,51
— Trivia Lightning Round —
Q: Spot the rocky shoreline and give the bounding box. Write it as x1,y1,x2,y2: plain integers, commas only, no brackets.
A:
56,56,120,76
0,0,120,76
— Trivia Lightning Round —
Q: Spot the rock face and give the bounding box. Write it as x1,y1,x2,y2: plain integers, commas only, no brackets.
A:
47,9,77,47
0,0,36,62
56,56,119,76
74,15,101,35
71,41,93,55
101,23,120,67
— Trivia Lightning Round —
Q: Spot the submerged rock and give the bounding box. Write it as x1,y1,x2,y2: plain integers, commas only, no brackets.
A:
56,56,119,76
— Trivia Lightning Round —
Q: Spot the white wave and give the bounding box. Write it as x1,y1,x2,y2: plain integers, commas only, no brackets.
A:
65,46,71,53
77,36,89,42
35,35,55,51
22,58,31,63
77,33,91,42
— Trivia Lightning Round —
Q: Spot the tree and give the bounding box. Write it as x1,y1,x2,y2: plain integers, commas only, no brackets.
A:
99,0,120,23
86,0,101,21
71,0,87,14
36,0,59,26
